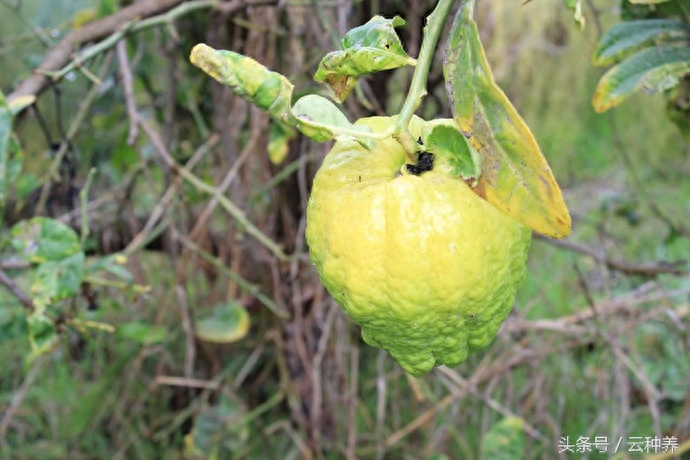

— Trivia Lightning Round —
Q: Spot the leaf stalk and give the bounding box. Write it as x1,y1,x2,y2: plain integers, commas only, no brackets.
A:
393,0,458,154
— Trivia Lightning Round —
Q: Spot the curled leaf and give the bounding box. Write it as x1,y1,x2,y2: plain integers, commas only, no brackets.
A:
444,1,571,238
190,43,293,121
314,16,414,102
292,94,375,148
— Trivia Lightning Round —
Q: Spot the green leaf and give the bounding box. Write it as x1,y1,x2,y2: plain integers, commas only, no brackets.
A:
422,122,480,181
291,94,375,148
14,172,41,201
268,121,295,165
184,394,249,457
481,417,526,460
565,0,585,30
314,16,414,102
593,45,690,113
32,252,85,305
194,300,250,344
27,313,57,355
593,19,690,67
0,135,23,214
117,321,168,345
190,44,294,121
444,1,571,238
0,90,12,217
11,217,82,263
0,307,28,342
86,253,133,281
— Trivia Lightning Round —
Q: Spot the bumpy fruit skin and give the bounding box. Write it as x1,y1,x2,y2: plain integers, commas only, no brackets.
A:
306,116,531,377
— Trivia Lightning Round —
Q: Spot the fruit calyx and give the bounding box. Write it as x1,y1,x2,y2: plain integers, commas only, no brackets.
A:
405,152,434,175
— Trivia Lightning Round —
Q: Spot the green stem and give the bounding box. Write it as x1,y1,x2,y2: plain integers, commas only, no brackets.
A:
79,168,97,247
393,0,457,154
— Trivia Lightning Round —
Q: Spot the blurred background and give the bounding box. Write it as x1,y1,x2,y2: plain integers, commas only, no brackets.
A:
0,0,688,458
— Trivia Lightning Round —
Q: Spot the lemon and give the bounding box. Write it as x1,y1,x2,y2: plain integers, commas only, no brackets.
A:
306,116,531,376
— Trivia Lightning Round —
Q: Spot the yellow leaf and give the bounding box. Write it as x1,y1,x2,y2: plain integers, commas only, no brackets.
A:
445,3,571,238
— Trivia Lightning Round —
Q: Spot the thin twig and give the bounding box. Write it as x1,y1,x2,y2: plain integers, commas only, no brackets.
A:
537,235,688,276
186,126,261,242
124,135,218,253
0,268,36,312
175,232,288,318
79,168,97,246
139,117,290,261
36,52,114,216
8,0,278,106
116,39,139,144
437,367,550,443
175,286,196,378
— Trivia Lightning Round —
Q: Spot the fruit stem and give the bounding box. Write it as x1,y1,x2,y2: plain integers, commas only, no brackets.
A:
393,0,457,154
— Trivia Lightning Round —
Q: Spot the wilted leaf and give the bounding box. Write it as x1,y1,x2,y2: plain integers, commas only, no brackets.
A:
11,217,81,263
268,121,295,165
593,46,690,113
481,417,526,460
27,313,57,355
190,44,294,122
593,19,690,66
291,94,375,148
117,321,168,345
194,300,250,344
314,16,414,102
444,1,571,238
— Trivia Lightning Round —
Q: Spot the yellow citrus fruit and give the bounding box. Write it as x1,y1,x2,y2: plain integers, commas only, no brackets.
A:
306,116,531,376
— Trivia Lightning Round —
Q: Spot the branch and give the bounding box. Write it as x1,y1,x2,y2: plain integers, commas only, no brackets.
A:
8,0,184,105
0,268,35,312
7,0,276,107
536,234,688,276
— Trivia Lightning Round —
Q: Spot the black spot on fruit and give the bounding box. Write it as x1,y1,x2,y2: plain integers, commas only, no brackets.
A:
406,152,434,175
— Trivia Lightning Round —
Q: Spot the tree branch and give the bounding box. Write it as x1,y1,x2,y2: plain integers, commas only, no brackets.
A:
7,0,275,107
536,234,688,277
0,268,36,312
8,0,184,105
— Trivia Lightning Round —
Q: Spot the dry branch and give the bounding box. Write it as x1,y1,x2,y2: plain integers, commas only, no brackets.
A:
7,0,276,107
537,234,688,276
8,0,184,104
